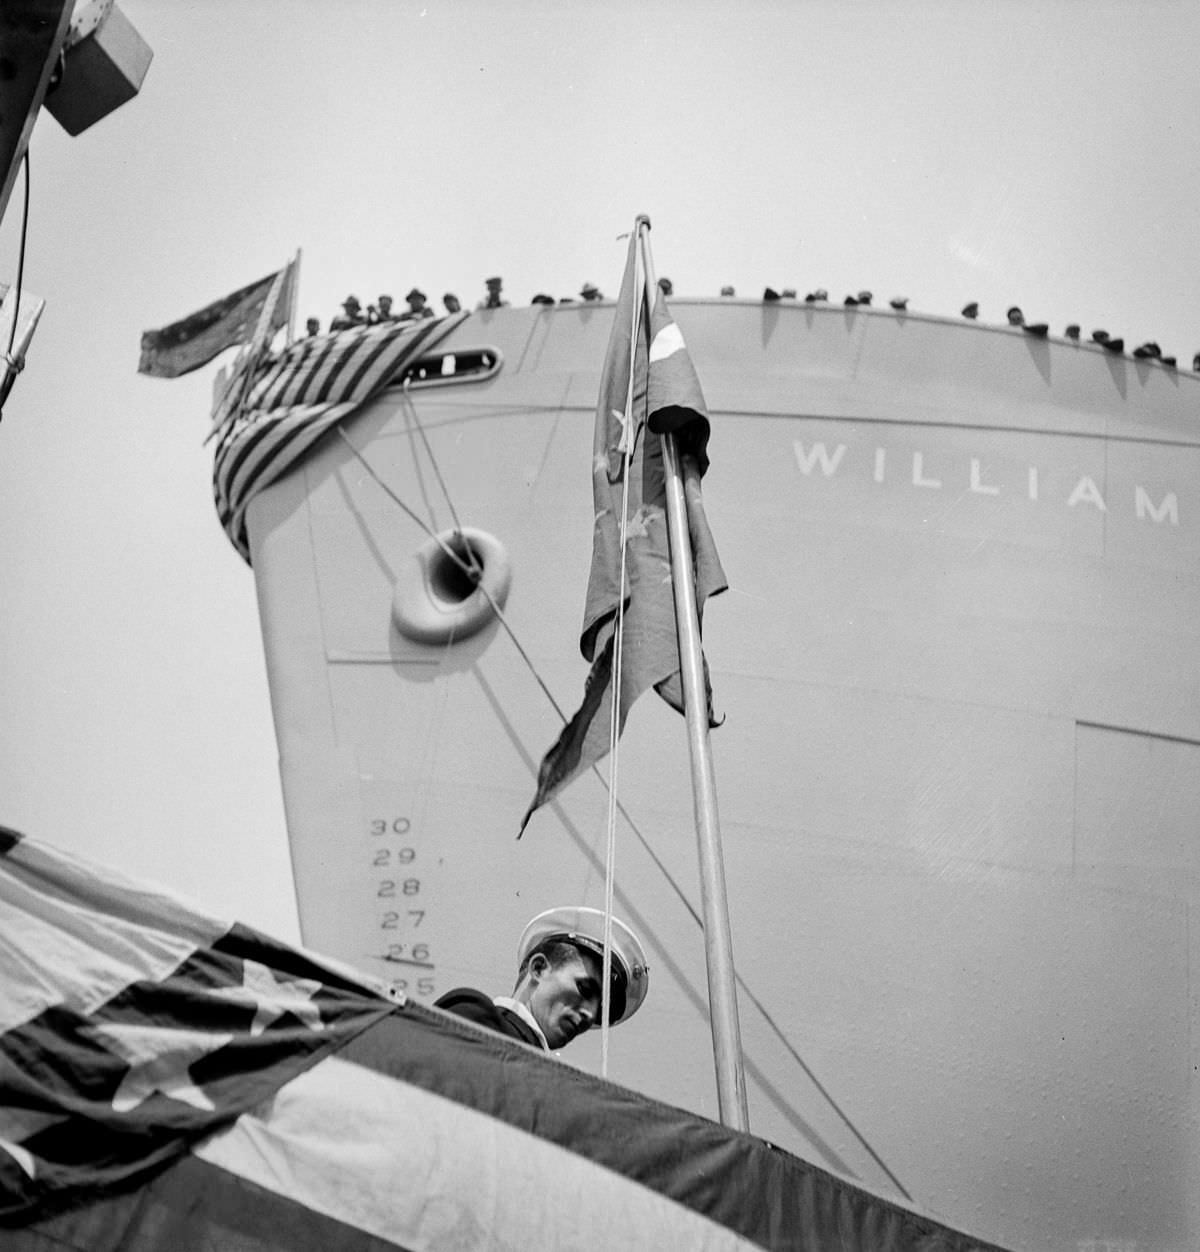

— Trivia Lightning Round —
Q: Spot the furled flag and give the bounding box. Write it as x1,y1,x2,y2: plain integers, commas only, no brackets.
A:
1,827,1004,1252
521,229,727,832
211,312,468,562
137,261,296,379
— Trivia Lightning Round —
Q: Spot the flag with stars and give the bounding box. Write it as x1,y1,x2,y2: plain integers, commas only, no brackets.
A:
137,262,297,379
0,825,394,1226
1,828,1007,1252
521,230,727,831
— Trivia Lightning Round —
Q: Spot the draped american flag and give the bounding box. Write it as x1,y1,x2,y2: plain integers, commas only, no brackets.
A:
213,313,468,562
0,828,1001,1251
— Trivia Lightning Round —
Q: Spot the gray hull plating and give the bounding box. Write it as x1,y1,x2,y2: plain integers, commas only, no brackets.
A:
246,301,1199,1251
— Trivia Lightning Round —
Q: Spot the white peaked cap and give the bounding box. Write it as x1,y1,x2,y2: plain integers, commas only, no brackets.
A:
518,906,649,1026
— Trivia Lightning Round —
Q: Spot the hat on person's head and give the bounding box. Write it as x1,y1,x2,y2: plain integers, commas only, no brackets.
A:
343,294,361,307
378,293,393,303
406,288,426,301
580,282,600,297
485,276,503,288
518,906,649,1026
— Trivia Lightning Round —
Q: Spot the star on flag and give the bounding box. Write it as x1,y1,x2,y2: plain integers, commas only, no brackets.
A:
612,406,636,459
78,961,327,1113
81,1020,234,1112
520,221,725,831
0,1106,63,1179
206,960,325,1036
624,506,657,540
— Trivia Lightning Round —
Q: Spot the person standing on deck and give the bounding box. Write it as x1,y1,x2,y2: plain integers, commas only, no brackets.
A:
476,276,510,310
400,288,434,322
435,907,648,1052
368,293,397,324
330,295,366,331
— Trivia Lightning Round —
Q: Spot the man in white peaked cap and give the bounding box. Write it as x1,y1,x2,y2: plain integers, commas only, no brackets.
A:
435,906,649,1052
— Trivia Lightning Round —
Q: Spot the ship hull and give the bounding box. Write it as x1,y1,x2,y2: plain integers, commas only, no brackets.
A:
244,302,1199,1251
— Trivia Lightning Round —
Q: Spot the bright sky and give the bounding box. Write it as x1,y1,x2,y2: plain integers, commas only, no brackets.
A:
2,0,1198,944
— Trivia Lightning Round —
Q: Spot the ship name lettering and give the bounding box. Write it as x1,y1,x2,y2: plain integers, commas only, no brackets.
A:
792,440,1180,526
1067,476,1107,512
793,440,846,476
969,458,999,496
1134,486,1178,525
912,452,941,489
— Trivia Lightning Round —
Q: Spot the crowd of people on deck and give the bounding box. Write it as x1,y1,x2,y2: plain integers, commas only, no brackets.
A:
303,276,1197,371
321,287,439,332
718,287,1193,369
304,276,613,336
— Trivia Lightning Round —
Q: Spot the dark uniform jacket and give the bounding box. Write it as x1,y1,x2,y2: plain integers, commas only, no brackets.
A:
434,988,547,1050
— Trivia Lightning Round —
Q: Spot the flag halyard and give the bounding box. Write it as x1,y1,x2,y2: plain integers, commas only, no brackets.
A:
521,232,726,832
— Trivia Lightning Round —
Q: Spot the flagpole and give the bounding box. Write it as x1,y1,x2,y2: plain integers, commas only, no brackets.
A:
286,248,301,346
635,219,749,1132
205,258,290,444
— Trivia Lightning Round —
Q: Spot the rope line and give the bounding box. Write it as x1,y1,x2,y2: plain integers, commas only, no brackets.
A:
335,426,482,583
598,241,643,1076
400,380,475,559
6,152,30,360
399,387,441,538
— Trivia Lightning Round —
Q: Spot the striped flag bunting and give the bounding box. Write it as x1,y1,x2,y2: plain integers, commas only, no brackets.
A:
0,827,1005,1250
212,313,468,563
521,228,727,830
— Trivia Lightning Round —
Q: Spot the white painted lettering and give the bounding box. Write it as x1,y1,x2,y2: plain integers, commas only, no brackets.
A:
1067,476,1107,512
784,435,1186,535
912,453,941,489
794,441,846,477
1135,487,1178,525
969,458,1000,496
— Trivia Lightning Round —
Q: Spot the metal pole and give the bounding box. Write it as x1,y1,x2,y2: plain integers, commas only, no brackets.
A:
0,0,73,227
286,248,301,345
206,259,289,442
636,221,750,1131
